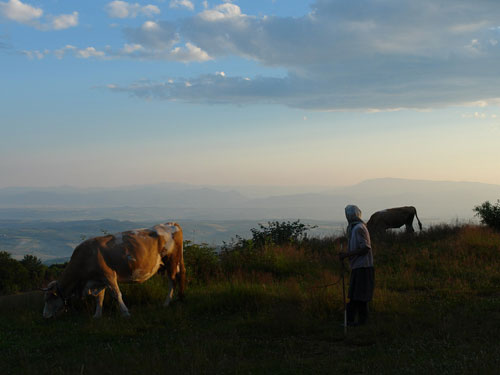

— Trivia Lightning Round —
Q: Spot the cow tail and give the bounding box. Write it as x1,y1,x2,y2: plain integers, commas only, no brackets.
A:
414,209,423,231
177,241,186,300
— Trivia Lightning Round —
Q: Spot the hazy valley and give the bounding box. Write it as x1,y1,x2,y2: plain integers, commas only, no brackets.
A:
1,177,498,261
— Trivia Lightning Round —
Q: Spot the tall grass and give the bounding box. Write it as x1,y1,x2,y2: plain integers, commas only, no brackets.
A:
1,223,499,374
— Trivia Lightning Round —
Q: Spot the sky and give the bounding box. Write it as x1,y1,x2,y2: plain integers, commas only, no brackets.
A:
1,0,500,189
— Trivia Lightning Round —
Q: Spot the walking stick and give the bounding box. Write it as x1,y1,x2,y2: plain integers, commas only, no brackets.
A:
340,244,347,335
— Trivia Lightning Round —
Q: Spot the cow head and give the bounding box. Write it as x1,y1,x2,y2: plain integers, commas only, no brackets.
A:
41,281,65,318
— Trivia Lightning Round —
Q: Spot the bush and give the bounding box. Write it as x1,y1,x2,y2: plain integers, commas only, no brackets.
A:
250,220,316,248
473,200,500,231
183,241,221,283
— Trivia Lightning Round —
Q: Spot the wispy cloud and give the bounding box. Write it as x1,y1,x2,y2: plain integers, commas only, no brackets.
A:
106,1,160,19
53,45,107,60
169,0,194,11
25,39,211,63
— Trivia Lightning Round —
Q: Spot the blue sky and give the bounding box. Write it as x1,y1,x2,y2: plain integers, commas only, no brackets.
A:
1,0,500,188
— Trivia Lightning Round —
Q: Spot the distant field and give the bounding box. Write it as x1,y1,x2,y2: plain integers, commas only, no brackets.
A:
1,224,499,374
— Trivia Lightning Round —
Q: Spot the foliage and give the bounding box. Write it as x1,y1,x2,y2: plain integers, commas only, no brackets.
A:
474,199,500,230
0,252,54,295
20,255,45,288
183,241,221,283
249,220,316,248
0,251,30,294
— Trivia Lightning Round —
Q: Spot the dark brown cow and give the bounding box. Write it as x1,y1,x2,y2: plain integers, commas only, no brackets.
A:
42,222,185,318
367,206,422,234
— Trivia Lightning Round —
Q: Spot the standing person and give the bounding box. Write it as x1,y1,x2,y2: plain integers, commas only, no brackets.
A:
339,205,374,326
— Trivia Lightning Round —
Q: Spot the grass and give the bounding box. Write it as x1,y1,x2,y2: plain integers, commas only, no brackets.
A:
1,224,499,374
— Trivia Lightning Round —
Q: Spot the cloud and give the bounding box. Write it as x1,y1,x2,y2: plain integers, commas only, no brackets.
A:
124,20,179,49
462,111,499,120
0,0,41,23
106,1,160,19
50,11,78,30
0,0,78,30
169,42,211,62
52,45,107,60
198,3,243,22
27,39,209,62
170,0,194,11
108,0,500,111
76,47,106,59
21,49,47,59
120,20,211,61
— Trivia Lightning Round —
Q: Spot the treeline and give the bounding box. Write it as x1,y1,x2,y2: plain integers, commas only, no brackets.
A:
0,252,65,295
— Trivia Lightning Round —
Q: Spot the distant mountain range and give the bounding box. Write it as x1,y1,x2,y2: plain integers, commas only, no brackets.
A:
0,178,499,222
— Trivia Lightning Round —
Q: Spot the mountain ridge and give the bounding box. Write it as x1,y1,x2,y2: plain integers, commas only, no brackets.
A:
0,178,498,221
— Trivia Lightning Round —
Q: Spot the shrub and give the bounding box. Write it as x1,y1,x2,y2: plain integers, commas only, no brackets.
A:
473,200,500,231
183,241,221,283
250,220,316,248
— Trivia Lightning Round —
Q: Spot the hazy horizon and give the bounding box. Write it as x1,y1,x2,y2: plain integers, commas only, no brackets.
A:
2,176,500,192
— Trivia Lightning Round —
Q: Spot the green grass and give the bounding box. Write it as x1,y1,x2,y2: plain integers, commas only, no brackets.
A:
1,224,499,374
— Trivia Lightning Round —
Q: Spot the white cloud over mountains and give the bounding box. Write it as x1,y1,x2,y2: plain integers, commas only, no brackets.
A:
0,0,78,30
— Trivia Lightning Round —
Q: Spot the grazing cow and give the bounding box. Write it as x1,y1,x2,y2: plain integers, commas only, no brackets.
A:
367,206,422,234
42,222,185,318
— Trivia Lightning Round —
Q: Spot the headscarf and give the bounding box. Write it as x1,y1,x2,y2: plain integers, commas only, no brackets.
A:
345,204,364,240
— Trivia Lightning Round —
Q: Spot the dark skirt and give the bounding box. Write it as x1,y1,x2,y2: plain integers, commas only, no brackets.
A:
348,267,375,302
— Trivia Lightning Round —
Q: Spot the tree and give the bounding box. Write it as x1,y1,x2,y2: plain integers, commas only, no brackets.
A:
20,254,46,289
0,251,29,294
473,200,500,231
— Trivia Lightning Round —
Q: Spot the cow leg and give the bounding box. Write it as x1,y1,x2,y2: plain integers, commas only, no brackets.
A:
107,273,131,317
93,289,105,318
164,278,174,307
405,223,415,233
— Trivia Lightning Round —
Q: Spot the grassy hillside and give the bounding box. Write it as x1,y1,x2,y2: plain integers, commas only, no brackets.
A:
0,225,499,374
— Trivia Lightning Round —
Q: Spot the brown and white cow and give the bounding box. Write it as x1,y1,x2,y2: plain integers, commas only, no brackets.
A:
367,206,422,234
42,222,185,318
